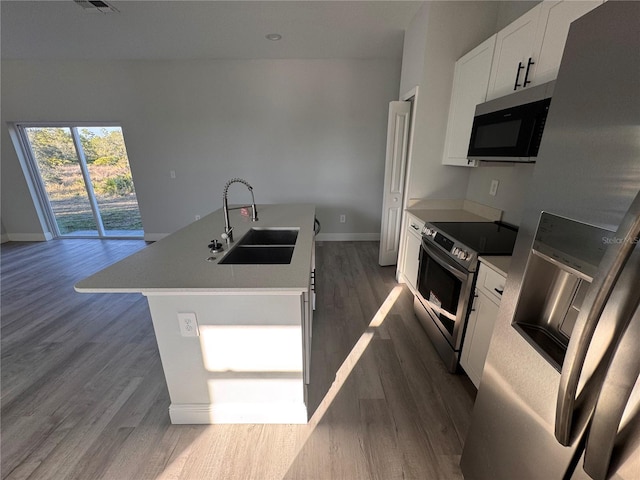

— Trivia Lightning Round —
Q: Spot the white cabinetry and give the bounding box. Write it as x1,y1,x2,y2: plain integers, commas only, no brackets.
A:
304,238,316,384
399,214,424,292
442,35,496,167
486,4,541,100
460,262,506,388
486,1,602,100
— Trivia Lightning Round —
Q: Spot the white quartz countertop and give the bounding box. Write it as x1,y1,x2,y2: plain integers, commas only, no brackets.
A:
479,255,512,278
75,204,316,294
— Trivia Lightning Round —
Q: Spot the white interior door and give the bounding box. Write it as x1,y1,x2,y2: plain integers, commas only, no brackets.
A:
378,101,411,266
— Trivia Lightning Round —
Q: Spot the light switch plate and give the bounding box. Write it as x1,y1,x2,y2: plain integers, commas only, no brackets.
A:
489,179,499,196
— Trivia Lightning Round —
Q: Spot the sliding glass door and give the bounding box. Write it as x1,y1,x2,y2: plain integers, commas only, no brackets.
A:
19,124,143,238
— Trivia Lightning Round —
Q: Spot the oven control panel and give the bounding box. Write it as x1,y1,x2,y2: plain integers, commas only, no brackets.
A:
422,227,437,238
434,233,455,252
421,223,477,270
452,247,470,260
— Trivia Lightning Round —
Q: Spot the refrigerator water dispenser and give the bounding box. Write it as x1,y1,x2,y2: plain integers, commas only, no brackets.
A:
512,212,612,371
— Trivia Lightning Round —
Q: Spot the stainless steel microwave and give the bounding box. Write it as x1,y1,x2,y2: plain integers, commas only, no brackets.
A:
467,81,555,163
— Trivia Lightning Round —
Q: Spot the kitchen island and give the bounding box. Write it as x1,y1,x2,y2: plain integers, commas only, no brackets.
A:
75,204,316,424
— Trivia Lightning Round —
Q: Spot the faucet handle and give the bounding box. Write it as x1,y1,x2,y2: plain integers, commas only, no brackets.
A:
221,227,233,241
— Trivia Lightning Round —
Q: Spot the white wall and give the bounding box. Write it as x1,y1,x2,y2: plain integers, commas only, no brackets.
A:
1,58,400,239
399,1,499,203
0,219,8,243
495,1,541,30
465,164,536,226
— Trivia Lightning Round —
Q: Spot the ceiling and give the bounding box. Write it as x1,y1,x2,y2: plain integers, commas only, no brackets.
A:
1,1,424,60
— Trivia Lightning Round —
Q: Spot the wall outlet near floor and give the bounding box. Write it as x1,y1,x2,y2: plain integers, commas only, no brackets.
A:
178,312,199,337
340,214,346,223
195,215,201,220
489,179,499,197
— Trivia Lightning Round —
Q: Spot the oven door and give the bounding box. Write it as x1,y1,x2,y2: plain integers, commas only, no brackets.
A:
416,238,474,351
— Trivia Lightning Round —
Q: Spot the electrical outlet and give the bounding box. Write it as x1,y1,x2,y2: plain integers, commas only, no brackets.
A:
177,312,199,337
340,214,346,223
195,215,201,220
170,170,176,179
489,179,499,197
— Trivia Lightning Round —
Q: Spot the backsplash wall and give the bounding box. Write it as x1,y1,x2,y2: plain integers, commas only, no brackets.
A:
465,164,535,226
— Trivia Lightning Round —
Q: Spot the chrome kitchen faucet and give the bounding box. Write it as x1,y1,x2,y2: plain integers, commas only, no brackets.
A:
221,178,258,244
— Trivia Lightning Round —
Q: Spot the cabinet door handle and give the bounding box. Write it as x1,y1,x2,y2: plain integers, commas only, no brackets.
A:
523,58,535,87
514,62,525,90
470,293,479,312
494,287,504,296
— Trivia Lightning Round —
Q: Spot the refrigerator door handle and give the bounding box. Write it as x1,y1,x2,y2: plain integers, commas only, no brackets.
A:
582,303,640,480
556,190,640,446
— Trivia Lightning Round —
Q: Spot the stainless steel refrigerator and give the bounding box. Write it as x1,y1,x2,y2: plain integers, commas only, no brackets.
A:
461,2,640,479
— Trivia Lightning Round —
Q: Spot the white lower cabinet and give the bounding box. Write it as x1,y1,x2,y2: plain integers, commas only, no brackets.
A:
461,262,506,388
400,214,423,292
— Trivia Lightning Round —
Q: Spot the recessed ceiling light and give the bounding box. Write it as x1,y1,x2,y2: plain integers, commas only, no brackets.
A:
265,33,282,41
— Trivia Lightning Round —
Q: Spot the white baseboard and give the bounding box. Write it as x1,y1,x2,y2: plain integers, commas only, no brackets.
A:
168,402,308,424
315,233,380,242
6,232,53,242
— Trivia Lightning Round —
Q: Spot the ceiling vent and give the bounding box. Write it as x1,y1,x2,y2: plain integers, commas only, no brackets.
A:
73,0,119,14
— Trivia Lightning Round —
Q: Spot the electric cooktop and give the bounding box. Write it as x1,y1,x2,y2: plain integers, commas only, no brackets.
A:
430,221,518,256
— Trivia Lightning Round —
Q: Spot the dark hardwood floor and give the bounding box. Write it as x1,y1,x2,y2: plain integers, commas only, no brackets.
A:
1,239,476,479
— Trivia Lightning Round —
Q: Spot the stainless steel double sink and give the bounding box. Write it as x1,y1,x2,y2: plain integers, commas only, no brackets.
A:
219,228,299,265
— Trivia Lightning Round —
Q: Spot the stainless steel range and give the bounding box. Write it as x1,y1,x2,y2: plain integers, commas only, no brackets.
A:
413,221,518,372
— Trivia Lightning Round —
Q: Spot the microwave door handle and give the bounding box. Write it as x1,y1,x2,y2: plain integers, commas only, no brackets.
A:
583,303,640,480
421,240,468,282
555,190,640,446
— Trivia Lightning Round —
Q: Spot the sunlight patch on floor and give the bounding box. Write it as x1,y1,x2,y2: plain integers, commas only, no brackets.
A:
308,285,404,426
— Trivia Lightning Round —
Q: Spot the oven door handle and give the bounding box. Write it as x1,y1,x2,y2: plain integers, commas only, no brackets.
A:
421,239,469,282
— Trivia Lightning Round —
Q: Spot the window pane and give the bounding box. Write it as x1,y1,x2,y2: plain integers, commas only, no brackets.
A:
25,127,98,236
80,127,143,236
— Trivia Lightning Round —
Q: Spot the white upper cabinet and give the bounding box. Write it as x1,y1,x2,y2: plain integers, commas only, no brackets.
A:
439,1,602,167
486,0,602,101
442,35,497,167
486,5,541,101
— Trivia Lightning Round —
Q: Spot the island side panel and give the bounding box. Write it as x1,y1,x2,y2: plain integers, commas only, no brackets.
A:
145,292,308,424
